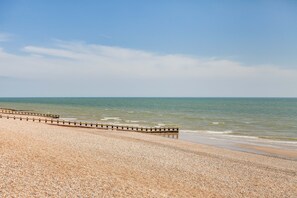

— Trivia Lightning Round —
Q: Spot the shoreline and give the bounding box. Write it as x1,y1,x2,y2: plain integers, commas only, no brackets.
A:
1,111,297,160
0,117,297,197
2,104,297,144
238,144,297,159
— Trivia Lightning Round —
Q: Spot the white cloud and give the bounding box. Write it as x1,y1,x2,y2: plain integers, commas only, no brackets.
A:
0,33,13,42
1,41,297,97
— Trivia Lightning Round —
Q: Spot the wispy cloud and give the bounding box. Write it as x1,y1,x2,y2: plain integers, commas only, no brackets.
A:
0,33,13,42
23,46,78,59
1,41,297,97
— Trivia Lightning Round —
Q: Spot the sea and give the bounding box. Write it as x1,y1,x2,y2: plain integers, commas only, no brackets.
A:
1,98,297,148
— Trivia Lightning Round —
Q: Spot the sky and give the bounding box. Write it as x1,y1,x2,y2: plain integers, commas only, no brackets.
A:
0,0,297,97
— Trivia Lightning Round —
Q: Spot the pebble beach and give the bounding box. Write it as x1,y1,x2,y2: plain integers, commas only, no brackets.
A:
0,117,297,197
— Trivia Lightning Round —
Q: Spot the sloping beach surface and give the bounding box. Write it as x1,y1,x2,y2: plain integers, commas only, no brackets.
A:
0,118,296,197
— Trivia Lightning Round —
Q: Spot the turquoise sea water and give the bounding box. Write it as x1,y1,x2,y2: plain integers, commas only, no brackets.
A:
0,98,296,141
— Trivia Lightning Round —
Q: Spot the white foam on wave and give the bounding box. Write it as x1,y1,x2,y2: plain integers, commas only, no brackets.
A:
212,122,224,125
274,141,297,144
180,129,201,133
206,130,232,134
181,129,232,134
156,123,166,127
227,135,258,139
125,120,140,123
253,138,297,144
180,129,261,139
60,117,77,121
114,123,141,127
101,117,121,121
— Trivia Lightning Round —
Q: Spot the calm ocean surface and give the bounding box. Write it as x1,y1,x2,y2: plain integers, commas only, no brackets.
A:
0,98,297,141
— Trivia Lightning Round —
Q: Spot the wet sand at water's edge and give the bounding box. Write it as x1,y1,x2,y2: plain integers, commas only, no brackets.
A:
238,144,297,159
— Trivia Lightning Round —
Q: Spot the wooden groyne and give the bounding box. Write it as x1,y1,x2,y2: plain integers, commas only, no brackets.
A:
0,108,59,119
0,113,179,139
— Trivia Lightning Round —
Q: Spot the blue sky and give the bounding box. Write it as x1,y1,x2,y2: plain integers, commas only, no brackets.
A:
0,0,297,97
